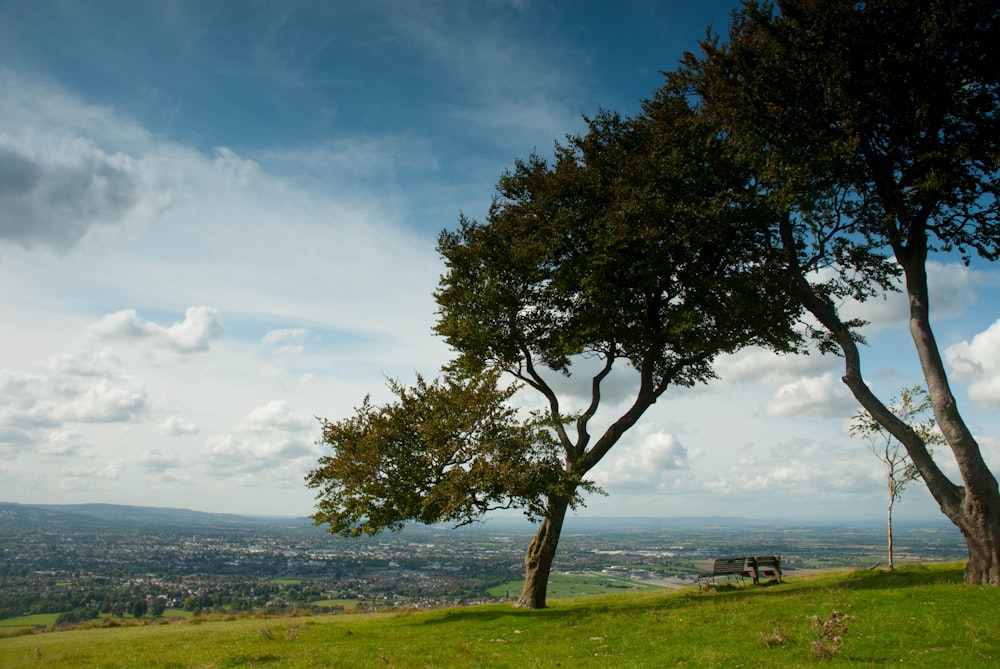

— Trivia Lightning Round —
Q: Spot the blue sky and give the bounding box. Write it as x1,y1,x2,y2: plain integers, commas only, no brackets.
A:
1,0,998,524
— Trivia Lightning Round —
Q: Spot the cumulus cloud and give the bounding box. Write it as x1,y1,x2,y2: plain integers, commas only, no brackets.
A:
704,434,881,503
1,350,149,435
839,261,977,332
160,416,200,436
241,400,314,432
945,319,1000,409
40,430,89,457
713,262,981,394
592,429,690,492
53,377,148,423
715,347,839,387
89,306,224,355
0,369,61,428
0,137,142,252
205,400,319,475
764,373,857,419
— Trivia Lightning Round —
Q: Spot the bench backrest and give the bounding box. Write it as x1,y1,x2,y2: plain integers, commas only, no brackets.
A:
712,557,748,575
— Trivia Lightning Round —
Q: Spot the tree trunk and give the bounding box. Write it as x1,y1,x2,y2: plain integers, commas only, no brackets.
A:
887,500,895,570
955,499,1000,585
896,248,1000,585
515,496,570,609
778,215,1000,585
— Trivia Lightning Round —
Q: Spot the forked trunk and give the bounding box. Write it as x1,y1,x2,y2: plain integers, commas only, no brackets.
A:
898,250,1000,585
515,496,570,609
782,216,1000,586
956,499,1000,585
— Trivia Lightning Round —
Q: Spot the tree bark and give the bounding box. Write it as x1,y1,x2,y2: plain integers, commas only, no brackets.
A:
779,215,1000,584
887,499,895,570
515,496,570,609
896,247,1000,585
956,502,1000,584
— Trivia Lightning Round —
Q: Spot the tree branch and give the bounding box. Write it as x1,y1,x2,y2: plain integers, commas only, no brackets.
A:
779,212,963,516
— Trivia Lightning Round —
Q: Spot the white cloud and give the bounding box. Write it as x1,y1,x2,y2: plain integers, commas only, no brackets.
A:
696,433,883,505
715,347,839,387
591,429,690,492
945,319,1000,409
262,328,310,345
62,459,124,481
89,307,224,355
40,430,89,456
242,400,314,432
841,261,977,332
160,416,199,436
710,459,878,498
205,401,319,476
764,373,857,419
263,328,310,355
141,449,179,473
45,348,124,376
54,377,148,423
0,369,60,428
1,348,151,434
2,9,994,521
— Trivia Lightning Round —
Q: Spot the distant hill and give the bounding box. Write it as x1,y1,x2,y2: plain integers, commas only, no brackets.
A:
0,502,315,534
0,501,955,537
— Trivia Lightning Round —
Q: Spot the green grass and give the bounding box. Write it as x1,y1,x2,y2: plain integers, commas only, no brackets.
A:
2,564,997,668
310,598,364,610
0,614,59,630
488,572,664,599
0,611,192,634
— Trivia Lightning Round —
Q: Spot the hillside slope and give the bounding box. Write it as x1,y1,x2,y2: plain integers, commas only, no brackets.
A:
1,564,996,668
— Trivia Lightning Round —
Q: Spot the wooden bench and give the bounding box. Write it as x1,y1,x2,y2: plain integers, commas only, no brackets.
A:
697,555,782,588
748,555,782,584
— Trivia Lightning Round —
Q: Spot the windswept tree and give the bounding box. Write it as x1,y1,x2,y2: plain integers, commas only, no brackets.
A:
307,368,574,538
851,386,945,570
308,87,802,608
689,0,1000,582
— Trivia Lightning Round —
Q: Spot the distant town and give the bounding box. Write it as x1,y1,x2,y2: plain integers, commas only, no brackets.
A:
0,503,967,629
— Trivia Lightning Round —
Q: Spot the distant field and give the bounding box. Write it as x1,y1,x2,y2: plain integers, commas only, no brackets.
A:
488,571,664,599
311,598,364,610
0,613,59,629
3,564,997,668
0,611,192,633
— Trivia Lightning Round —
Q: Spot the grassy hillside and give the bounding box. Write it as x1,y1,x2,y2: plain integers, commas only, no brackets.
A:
2,564,996,668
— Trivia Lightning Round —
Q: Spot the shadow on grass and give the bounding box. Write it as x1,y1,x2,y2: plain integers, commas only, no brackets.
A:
416,563,966,626
701,563,965,602
832,564,965,590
